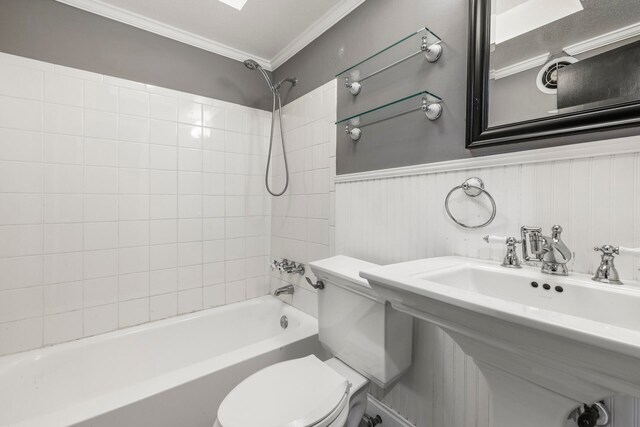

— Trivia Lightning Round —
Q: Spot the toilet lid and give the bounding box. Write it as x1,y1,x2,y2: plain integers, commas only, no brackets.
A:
217,355,349,427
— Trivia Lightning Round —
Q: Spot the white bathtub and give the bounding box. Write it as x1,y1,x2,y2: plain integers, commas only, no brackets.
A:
0,296,322,427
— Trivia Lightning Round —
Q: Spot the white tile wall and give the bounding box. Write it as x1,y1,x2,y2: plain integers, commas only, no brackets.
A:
335,145,640,427
269,80,337,316
0,53,271,356
3,50,636,426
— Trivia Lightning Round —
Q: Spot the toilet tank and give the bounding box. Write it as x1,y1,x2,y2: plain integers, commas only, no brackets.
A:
310,256,413,388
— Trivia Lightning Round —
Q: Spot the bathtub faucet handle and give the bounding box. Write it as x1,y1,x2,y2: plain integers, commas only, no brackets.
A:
271,259,286,271
305,277,325,290
284,262,305,275
275,259,305,275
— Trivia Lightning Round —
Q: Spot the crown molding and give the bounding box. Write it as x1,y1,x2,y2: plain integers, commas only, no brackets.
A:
334,136,640,184
55,0,367,72
54,0,273,70
269,0,367,70
490,52,549,80
564,21,640,56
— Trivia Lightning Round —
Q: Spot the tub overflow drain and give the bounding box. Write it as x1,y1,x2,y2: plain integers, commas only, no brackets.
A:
280,315,289,329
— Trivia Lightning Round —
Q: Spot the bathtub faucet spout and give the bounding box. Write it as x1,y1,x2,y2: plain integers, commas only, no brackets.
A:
274,284,294,296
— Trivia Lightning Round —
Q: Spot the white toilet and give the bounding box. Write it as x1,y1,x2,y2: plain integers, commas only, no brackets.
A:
213,256,413,427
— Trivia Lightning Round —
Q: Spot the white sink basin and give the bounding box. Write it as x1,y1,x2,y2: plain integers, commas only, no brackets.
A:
361,256,640,427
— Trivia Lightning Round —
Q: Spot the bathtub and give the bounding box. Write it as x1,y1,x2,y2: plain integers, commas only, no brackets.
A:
0,296,322,427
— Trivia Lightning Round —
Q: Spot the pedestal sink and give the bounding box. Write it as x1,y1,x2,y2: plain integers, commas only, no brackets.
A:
361,257,640,427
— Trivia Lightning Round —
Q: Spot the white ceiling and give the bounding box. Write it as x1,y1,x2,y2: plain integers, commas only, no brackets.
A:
55,0,367,70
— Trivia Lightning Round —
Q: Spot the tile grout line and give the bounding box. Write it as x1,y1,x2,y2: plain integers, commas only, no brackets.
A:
115,87,120,330
40,69,45,348
148,97,152,321
201,104,205,310
80,78,85,340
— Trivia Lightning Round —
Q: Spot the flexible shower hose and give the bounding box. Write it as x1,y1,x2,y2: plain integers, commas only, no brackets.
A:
264,91,289,196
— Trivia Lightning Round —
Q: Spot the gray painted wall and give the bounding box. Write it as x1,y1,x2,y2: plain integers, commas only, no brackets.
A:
273,0,640,174
0,0,272,111
273,0,471,174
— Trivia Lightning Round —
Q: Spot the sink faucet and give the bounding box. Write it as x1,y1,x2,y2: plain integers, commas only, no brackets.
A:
521,225,572,276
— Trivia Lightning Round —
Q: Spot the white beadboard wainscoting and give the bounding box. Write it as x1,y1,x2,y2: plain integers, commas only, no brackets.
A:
335,138,640,427
0,52,272,356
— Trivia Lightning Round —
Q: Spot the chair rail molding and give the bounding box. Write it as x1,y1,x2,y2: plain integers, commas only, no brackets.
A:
334,137,640,184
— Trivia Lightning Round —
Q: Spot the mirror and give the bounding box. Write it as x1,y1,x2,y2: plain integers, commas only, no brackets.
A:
467,0,640,147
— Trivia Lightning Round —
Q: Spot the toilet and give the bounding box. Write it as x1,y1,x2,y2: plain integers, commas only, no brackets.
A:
213,256,413,427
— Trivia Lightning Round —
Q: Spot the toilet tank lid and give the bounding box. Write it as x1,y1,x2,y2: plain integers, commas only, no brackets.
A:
310,256,380,298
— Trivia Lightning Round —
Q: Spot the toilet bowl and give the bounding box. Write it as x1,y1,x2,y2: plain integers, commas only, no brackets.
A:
213,256,413,427
213,356,367,427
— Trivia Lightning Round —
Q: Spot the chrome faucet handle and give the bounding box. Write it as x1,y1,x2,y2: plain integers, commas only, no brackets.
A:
593,245,622,285
281,259,295,272
593,245,640,285
271,259,288,272
279,259,305,275
285,263,305,275
594,245,619,256
484,235,522,268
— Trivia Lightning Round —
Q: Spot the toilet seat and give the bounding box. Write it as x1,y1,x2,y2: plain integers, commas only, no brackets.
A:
214,396,348,427
217,356,349,427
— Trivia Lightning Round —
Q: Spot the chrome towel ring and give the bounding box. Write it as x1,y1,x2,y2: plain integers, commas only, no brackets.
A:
445,177,497,229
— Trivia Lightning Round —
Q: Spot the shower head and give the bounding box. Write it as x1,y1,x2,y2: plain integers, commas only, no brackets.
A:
244,58,275,92
243,59,261,70
244,58,297,95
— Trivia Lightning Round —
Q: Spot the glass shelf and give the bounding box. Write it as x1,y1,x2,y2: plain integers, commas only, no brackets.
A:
336,27,443,95
336,90,443,141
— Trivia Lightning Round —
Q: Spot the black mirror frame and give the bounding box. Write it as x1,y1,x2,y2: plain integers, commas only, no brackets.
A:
466,0,640,148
